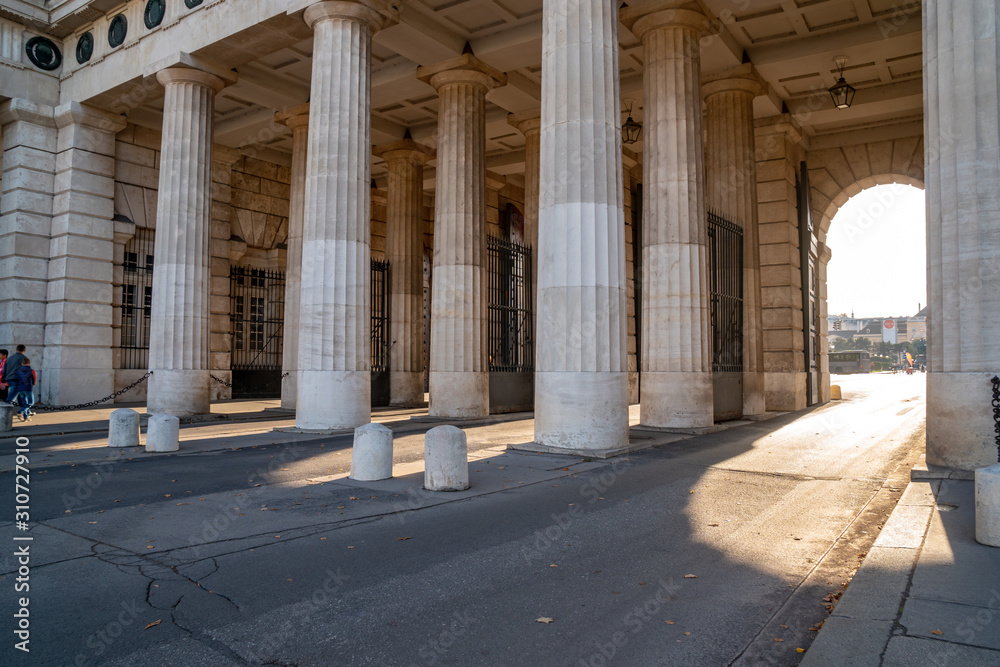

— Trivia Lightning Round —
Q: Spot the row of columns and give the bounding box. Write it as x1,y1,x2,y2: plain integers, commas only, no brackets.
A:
140,0,771,452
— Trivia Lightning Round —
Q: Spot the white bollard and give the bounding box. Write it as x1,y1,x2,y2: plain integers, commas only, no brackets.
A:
350,423,393,481
424,425,469,491
109,408,140,448
0,403,13,432
975,462,1000,547
145,414,180,453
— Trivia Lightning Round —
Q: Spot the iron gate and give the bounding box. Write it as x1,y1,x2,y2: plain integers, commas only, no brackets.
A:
371,258,390,406
487,234,533,412
120,228,155,369
230,266,285,398
708,210,744,420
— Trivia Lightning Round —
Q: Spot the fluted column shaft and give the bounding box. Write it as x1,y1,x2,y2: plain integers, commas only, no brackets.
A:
147,67,232,415
418,55,505,418
623,4,713,429
704,68,766,417
925,0,1000,469
296,0,396,430
534,0,629,451
276,104,309,410
509,113,541,323
374,140,434,406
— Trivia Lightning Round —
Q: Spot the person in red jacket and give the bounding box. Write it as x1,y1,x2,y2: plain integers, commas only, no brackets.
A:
0,349,7,402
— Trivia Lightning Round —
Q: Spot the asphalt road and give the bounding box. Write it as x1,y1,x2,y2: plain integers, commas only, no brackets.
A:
1,373,926,666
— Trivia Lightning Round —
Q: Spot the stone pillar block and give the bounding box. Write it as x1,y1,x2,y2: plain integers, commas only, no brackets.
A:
0,403,13,432
145,413,179,453
424,424,469,491
108,408,140,447
976,463,1000,547
350,422,393,481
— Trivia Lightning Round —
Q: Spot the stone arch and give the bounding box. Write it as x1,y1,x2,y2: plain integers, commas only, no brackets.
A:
807,135,924,241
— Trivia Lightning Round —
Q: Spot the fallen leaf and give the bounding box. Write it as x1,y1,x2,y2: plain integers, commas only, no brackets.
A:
796,648,806,653
163,494,171,498
708,523,719,527
773,638,784,642
397,537,413,541
684,574,697,579
144,620,161,630
683,632,691,636
550,564,558,568
665,620,675,625
779,625,789,629
286,578,294,582
535,617,554,624
930,629,943,635
145,545,154,549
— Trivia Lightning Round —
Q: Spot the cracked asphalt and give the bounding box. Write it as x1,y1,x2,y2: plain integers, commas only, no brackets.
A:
1,373,926,666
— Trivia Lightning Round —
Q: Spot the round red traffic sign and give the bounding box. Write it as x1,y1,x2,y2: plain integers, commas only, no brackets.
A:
884,319,895,329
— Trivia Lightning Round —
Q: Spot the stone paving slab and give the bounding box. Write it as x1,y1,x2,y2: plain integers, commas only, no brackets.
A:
882,636,1000,667
827,546,916,622
872,504,933,548
899,598,1000,650
799,617,894,666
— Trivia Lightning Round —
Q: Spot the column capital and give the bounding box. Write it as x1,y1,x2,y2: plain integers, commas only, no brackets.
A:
213,146,242,166
275,103,311,132
0,98,55,128
373,138,435,164
293,0,398,32
508,111,541,136
53,101,127,134
703,64,766,99
145,52,238,92
620,1,708,42
417,53,506,93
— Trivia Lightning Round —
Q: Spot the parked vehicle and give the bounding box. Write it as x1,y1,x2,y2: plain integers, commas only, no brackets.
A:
830,350,872,374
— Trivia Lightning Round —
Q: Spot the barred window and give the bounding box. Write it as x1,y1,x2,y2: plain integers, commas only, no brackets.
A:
120,228,154,369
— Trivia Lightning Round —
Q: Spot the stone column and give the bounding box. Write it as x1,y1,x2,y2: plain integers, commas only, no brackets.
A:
275,104,309,410
925,0,1000,470
0,100,56,389
209,146,241,401
373,139,434,407
295,0,397,430
417,54,505,419
146,62,236,416
508,111,540,321
621,3,713,429
534,0,629,452
703,64,767,417
42,103,128,405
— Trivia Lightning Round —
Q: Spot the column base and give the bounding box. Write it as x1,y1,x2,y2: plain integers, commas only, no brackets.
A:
429,371,488,418
764,371,807,412
742,370,766,416
640,371,713,429
148,369,210,416
281,371,297,410
390,371,426,407
927,372,999,471
534,371,629,452
295,370,370,430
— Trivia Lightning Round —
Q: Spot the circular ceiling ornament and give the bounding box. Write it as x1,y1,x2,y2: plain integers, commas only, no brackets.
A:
25,36,62,71
184,0,203,8
75,31,94,64
144,0,165,29
108,14,128,48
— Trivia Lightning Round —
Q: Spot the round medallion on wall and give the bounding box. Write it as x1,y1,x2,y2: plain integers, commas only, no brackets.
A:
144,0,165,29
184,0,203,8
25,36,62,71
108,14,128,48
75,31,94,64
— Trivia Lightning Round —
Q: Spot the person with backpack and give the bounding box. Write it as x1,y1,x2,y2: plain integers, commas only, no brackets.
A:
8,356,35,421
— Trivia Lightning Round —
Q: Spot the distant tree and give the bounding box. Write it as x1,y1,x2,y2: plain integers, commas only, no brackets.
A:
912,338,927,356
854,337,873,351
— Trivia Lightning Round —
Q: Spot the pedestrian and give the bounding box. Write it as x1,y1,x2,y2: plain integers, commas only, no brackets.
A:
0,349,7,402
9,356,35,421
3,344,25,402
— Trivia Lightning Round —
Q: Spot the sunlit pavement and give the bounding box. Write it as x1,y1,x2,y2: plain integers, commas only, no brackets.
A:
2,373,980,667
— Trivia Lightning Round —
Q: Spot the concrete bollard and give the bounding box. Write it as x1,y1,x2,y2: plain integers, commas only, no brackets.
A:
830,385,842,400
975,463,1000,547
109,408,140,448
145,414,180,453
350,423,393,481
0,403,13,432
424,425,469,491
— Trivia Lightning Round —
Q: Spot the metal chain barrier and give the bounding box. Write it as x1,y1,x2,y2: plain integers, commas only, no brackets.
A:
211,372,289,392
992,376,1000,464
30,371,153,412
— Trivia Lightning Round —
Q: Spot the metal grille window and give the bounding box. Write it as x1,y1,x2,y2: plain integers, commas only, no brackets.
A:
488,235,533,372
371,259,390,372
707,211,744,373
120,228,155,369
230,267,285,371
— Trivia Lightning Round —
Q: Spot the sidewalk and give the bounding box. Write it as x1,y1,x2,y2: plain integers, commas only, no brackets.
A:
802,461,1000,666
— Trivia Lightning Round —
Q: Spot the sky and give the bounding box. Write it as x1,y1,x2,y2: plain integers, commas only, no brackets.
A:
825,184,926,319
